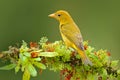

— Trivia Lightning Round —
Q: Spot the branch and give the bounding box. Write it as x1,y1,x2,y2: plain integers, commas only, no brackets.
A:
0,37,120,80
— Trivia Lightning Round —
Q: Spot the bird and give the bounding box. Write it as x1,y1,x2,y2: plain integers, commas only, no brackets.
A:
48,10,92,66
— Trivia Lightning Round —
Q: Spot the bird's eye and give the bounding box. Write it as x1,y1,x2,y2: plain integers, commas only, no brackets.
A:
57,14,61,17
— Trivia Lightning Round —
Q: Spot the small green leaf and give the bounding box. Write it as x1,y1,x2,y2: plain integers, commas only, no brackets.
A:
19,54,28,64
21,65,26,72
15,59,21,73
27,63,37,77
102,69,107,80
0,64,16,70
117,70,120,74
15,65,20,73
38,52,58,57
20,40,29,53
23,52,31,57
33,57,41,61
34,62,46,69
19,54,29,72
111,60,119,68
23,69,30,80
39,37,48,45
87,46,94,53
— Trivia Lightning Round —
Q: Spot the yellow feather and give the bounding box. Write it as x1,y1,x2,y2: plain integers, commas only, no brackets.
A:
49,10,92,66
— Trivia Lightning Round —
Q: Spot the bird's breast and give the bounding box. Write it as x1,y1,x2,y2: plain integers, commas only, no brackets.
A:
60,30,72,47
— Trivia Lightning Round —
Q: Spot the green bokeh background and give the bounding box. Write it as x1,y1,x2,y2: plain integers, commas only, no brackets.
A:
0,0,120,80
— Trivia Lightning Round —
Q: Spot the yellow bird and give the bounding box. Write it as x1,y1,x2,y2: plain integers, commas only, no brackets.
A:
49,10,92,66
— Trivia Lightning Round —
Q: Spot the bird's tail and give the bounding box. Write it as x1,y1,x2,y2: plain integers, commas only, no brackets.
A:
78,49,92,66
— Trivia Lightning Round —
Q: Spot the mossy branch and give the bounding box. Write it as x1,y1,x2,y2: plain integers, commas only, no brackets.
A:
0,37,120,80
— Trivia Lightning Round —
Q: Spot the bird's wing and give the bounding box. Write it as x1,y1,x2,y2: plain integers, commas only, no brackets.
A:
61,28,84,51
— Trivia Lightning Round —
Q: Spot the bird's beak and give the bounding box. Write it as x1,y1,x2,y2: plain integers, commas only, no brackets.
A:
48,13,56,18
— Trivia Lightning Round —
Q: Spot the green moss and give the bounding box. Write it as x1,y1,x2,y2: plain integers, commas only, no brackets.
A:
0,37,120,80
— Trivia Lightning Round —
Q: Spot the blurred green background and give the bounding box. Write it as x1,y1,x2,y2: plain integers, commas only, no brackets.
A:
0,0,120,80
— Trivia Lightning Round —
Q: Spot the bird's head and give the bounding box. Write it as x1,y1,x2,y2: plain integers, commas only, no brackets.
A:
48,10,73,24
